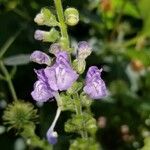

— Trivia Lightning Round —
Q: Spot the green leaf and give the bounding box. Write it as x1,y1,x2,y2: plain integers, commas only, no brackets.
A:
3,54,30,66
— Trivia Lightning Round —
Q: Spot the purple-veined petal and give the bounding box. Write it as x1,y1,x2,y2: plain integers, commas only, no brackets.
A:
55,65,79,91
31,80,54,102
84,66,107,99
30,50,51,65
77,41,92,59
44,66,58,91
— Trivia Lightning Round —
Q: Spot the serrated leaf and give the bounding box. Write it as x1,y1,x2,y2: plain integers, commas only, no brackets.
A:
4,54,30,66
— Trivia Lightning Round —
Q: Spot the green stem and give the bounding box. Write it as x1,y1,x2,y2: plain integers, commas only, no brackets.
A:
0,30,21,59
73,93,88,139
54,0,69,47
0,73,5,80
0,61,17,101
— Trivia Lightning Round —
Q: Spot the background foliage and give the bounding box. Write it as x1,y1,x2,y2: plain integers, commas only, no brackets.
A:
1,0,150,149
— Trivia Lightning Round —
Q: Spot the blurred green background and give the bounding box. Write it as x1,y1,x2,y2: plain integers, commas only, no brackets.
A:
1,0,150,149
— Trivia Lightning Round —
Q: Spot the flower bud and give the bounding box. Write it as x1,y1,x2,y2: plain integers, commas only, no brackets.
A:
34,30,45,41
49,43,62,55
77,59,86,74
73,59,86,74
34,8,58,26
64,8,79,26
34,28,59,42
77,41,92,59
34,13,44,25
47,130,58,145
30,50,51,65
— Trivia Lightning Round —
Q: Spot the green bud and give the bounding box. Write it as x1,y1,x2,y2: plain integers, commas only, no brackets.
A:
64,8,79,26
34,7,58,26
73,59,86,74
3,100,38,131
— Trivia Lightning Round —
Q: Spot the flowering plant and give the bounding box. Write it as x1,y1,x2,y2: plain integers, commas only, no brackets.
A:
0,0,108,149
30,0,107,149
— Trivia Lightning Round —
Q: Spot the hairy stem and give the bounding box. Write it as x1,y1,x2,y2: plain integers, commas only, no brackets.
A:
0,61,17,101
73,93,88,138
54,0,69,48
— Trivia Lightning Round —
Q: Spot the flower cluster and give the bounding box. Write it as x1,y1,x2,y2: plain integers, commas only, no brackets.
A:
30,41,107,144
31,51,78,102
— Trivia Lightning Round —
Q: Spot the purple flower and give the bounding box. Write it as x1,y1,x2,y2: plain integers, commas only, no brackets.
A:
44,52,79,91
31,51,78,101
31,69,54,102
77,41,92,59
30,51,51,65
31,80,54,102
84,66,107,99
34,30,45,41
46,130,58,145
